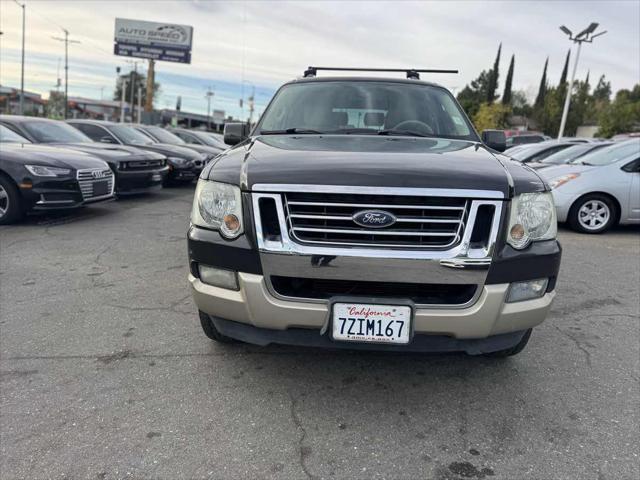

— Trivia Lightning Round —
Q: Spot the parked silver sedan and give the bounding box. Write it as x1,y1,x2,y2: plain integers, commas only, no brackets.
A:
540,139,640,233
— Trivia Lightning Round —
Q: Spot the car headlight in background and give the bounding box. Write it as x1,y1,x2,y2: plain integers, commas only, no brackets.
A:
191,180,243,238
24,165,72,177
506,192,557,249
167,156,192,167
548,173,580,189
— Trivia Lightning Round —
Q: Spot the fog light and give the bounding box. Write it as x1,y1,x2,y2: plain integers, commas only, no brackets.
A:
198,265,239,290
506,278,548,303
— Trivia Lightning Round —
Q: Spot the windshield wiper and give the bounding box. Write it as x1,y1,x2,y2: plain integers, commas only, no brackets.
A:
377,129,434,138
260,128,324,135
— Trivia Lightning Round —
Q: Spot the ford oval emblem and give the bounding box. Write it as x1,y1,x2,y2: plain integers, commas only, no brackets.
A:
352,210,397,228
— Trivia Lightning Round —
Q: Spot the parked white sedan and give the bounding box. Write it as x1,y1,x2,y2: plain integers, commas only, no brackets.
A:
540,139,640,233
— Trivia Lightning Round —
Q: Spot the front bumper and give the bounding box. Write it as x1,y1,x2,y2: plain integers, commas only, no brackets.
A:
190,272,555,342
20,177,113,211
115,166,168,194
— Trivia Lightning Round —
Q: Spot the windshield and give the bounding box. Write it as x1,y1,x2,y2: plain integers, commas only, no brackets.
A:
22,121,92,143
198,132,226,148
509,143,570,162
256,81,477,140
572,140,640,166
0,125,30,143
110,125,154,145
541,144,605,164
144,126,185,145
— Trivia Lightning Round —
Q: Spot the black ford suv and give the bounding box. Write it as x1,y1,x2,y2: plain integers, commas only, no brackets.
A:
188,68,562,357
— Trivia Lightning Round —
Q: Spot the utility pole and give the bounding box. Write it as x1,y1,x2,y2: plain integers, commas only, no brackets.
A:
13,1,25,115
137,85,142,123
144,59,155,113
120,79,127,123
205,87,214,130
557,22,606,139
52,30,80,119
248,85,255,126
128,61,138,122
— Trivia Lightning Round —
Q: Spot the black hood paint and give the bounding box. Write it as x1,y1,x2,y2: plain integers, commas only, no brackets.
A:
1,143,109,170
206,135,547,197
49,143,165,165
127,143,202,160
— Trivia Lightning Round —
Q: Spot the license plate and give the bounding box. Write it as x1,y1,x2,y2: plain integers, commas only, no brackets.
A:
93,181,109,196
332,303,411,344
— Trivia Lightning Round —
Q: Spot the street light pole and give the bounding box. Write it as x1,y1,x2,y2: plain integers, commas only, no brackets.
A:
52,30,80,119
13,0,25,115
557,22,606,139
205,87,214,130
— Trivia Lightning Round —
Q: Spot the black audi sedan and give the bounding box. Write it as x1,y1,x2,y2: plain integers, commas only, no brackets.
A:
67,120,204,183
169,128,227,151
131,124,223,158
0,116,168,195
0,125,115,224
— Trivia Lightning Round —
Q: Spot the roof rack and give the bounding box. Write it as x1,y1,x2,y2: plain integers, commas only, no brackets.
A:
302,67,459,80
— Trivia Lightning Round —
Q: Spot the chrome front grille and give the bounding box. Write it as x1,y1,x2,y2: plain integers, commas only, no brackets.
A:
76,168,114,200
284,192,468,249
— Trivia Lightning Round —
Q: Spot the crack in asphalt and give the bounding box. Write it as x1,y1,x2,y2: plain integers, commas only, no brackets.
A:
288,392,318,480
554,325,592,368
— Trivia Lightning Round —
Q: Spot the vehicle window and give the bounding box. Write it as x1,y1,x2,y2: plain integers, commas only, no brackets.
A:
144,127,185,145
528,145,572,162
573,140,640,166
73,123,114,142
174,131,197,144
21,121,93,143
257,81,476,140
109,125,155,145
621,158,640,172
0,124,30,143
541,144,604,164
199,132,226,148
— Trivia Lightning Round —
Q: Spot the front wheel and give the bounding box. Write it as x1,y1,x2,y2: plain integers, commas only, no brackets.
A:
482,329,532,358
568,194,617,234
0,175,24,225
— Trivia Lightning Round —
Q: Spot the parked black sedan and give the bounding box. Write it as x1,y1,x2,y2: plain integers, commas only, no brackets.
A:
67,120,204,183
0,116,168,195
131,125,223,158
169,128,227,151
0,125,115,224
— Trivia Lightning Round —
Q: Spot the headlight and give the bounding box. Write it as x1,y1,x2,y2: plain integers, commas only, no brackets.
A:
168,156,191,167
25,165,72,177
548,173,580,189
191,180,243,238
506,192,557,249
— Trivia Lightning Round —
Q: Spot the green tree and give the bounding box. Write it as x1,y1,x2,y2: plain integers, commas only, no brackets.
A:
487,43,502,104
501,54,514,105
592,75,612,102
559,50,570,87
597,85,640,137
473,102,511,131
457,70,492,119
511,90,532,117
113,72,160,111
535,57,549,108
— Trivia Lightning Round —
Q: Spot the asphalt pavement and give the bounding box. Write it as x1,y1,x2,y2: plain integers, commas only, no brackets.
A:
1,186,638,480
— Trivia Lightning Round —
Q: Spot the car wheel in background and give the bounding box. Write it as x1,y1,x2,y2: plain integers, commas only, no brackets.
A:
568,194,617,234
199,310,237,343
0,174,24,225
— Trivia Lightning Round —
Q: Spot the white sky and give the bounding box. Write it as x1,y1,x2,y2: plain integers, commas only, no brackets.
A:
1,0,638,119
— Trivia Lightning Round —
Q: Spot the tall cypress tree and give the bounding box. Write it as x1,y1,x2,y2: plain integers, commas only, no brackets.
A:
585,70,590,87
487,43,502,103
502,54,515,105
559,49,570,87
535,57,549,108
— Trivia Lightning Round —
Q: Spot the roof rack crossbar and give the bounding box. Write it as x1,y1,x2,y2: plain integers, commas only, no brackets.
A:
303,67,459,79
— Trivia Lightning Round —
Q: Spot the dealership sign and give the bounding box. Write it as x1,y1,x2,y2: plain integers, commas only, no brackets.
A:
114,18,193,64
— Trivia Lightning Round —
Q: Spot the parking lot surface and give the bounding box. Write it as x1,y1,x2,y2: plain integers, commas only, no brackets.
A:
1,186,638,480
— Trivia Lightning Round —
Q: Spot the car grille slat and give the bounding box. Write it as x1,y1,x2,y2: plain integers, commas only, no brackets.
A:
284,192,469,249
76,168,114,201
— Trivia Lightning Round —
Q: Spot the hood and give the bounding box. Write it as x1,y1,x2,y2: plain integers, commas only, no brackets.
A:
538,163,594,180
206,135,547,197
128,143,202,160
52,142,165,164
1,143,109,170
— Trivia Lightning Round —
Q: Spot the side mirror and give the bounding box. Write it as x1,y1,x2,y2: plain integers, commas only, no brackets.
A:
100,136,116,144
481,130,507,152
223,123,249,146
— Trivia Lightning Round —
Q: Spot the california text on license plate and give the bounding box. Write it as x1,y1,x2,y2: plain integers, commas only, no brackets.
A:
332,303,412,344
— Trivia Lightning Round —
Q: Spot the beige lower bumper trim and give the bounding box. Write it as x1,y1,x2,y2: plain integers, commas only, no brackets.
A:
189,273,555,339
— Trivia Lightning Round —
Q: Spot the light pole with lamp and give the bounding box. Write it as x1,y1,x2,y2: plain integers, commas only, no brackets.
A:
557,22,607,139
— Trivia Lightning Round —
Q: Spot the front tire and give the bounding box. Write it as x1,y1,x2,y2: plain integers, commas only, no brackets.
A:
482,329,532,358
568,194,617,234
199,310,236,343
0,174,24,225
